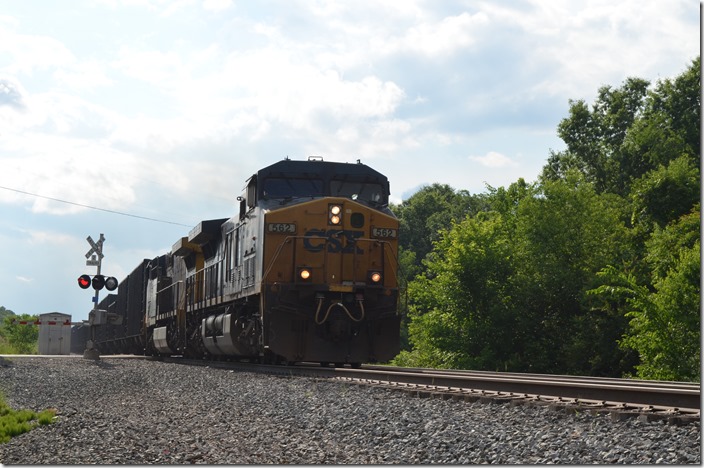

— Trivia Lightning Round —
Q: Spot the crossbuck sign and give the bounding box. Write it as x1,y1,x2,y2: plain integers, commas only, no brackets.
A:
85,234,105,266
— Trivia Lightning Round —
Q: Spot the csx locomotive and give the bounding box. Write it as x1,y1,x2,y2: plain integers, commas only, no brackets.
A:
74,157,401,366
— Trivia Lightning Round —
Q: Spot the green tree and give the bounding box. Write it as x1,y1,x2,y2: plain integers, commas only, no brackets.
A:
543,77,649,194
0,306,15,322
643,56,701,162
543,56,700,197
392,184,488,352
398,173,631,374
2,314,39,354
396,209,515,369
630,155,700,230
590,208,700,381
393,183,487,270
509,172,631,374
395,58,700,379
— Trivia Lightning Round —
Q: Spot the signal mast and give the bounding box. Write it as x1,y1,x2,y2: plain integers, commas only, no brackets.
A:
77,233,119,360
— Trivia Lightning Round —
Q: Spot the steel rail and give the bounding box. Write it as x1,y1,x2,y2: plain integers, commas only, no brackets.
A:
155,357,699,413
331,367,700,411
363,365,701,395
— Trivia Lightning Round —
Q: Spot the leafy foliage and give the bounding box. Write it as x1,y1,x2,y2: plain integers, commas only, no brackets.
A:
392,183,489,271
590,208,700,381
397,210,515,369
1,314,39,355
543,57,700,197
0,307,14,322
630,155,700,230
397,174,633,375
394,57,700,381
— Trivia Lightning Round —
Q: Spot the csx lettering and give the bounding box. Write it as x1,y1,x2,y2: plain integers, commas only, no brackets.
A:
303,229,364,254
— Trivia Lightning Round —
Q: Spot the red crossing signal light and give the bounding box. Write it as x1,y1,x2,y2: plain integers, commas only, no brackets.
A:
78,274,91,289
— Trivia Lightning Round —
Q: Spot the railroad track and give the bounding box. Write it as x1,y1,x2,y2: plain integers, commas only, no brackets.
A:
156,357,700,425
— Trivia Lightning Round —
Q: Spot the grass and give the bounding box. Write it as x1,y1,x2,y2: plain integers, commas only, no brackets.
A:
0,335,38,354
0,335,13,354
0,390,56,444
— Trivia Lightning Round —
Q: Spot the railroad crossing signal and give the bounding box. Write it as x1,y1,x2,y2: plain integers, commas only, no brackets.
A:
79,233,119,292
77,274,118,291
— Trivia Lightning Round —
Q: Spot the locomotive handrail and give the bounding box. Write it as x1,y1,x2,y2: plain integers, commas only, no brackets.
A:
261,235,298,283
156,281,178,312
154,281,184,319
156,280,183,295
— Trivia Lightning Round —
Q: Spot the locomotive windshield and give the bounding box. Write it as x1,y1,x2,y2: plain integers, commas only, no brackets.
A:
256,159,391,207
262,177,325,199
330,180,386,204
261,177,387,205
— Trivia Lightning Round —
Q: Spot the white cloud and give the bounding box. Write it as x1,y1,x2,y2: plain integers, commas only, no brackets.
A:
482,0,698,100
0,26,75,76
0,133,141,215
202,0,231,12
113,48,185,85
215,49,407,131
24,229,76,246
53,61,114,91
381,11,489,57
469,151,518,168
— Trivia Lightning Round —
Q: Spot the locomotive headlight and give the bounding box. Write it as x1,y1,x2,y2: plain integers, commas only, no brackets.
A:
368,271,382,284
298,267,312,281
329,204,343,225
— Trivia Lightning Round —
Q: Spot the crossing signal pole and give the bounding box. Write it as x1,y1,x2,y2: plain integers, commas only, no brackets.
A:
86,233,105,316
79,233,120,360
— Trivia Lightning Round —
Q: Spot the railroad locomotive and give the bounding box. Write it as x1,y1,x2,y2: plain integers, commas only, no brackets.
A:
76,157,401,366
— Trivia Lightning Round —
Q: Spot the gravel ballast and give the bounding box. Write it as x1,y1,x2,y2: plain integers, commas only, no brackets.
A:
0,356,700,464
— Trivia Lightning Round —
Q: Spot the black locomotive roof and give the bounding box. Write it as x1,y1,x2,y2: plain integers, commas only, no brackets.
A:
249,158,391,207
256,158,388,185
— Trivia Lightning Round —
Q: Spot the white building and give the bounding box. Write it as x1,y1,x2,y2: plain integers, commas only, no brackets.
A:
38,312,72,355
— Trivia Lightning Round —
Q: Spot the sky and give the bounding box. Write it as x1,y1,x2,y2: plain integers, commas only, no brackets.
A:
0,0,699,323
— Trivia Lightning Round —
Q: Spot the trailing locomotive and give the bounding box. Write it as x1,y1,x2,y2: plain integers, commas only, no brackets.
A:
81,157,401,366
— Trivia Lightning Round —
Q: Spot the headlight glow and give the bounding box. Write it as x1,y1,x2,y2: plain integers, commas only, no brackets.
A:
329,204,343,225
299,268,311,280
